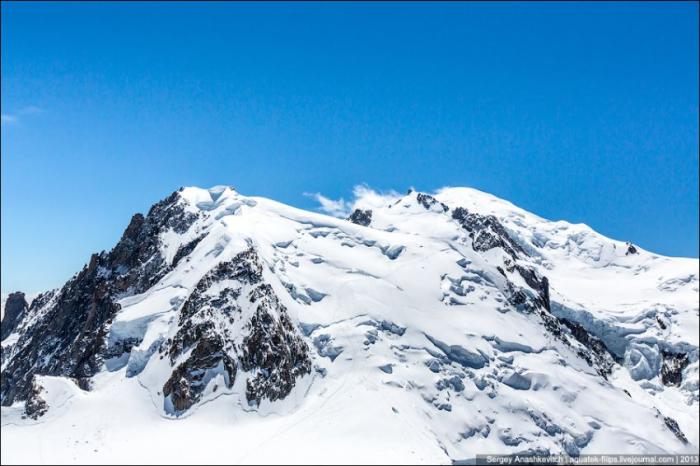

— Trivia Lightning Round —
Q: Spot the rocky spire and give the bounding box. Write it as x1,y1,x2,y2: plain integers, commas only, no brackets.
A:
1,292,28,341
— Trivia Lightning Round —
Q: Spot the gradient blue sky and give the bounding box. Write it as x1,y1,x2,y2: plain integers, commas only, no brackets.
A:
2,1,698,294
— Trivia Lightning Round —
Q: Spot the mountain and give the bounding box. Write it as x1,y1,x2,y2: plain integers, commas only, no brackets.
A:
1,185,698,464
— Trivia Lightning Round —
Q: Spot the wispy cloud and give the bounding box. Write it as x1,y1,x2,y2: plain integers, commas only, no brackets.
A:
305,192,351,218
1,114,17,125
307,184,402,218
1,105,45,126
350,184,401,210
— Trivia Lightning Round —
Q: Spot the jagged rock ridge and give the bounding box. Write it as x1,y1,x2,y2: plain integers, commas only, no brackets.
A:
1,185,697,463
0,292,28,341
1,189,199,411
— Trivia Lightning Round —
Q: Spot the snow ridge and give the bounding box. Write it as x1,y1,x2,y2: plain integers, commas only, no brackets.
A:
1,185,697,464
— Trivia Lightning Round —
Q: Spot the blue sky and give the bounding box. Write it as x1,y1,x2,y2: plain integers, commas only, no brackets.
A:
1,2,698,293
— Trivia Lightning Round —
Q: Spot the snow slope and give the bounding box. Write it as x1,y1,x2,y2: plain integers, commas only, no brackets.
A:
1,185,698,464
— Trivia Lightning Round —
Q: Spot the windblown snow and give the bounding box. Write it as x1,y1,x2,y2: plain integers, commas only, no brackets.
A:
1,185,698,464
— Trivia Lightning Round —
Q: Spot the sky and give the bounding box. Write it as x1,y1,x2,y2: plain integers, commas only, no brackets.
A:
1,1,698,294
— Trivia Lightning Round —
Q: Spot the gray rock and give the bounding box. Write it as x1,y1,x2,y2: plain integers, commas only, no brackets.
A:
1,292,28,341
348,209,372,227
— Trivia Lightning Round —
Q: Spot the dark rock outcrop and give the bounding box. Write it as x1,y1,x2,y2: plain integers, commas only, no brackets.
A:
162,250,262,413
172,234,206,268
450,204,617,382
241,283,312,406
162,248,311,413
559,318,617,377
659,410,689,444
625,242,638,255
416,193,449,212
1,189,199,413
23,376,48,420
163,328,238,412
450,206,551,313
1,292,29,340
452,207,524,260
348,209,372,227
661,351,689,386
514,265,551,312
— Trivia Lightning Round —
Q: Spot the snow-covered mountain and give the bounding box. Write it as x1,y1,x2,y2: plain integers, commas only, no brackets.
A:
1,185,698,464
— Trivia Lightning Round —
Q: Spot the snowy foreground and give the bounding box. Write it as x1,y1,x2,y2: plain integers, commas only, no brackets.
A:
1,186,698,464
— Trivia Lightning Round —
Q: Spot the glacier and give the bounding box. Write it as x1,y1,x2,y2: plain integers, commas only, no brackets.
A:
1,185,698,464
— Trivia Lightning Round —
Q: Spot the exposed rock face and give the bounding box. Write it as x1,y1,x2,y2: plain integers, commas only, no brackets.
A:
2,185,696,460
625,242,639,255
1,260,120,407
416,193,449,212
449,203,556,322
2,189,311,418
172,234,206,267
0,189,199,410
348,209,372,227
163,330,238,412
659,410,689,444
1,292,28,340
163,250,260,412
513,265,550,311
241,283,312,406
23,376,48,420
661,351,690,386
452,207,524,260
449,203,551,316
560,318,617,377
462,212,616,385
162,248,311,414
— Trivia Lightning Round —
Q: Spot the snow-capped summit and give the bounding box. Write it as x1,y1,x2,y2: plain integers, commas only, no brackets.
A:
1,185,698,464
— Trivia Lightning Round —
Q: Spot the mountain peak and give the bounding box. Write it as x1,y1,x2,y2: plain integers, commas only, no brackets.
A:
1,185,697,462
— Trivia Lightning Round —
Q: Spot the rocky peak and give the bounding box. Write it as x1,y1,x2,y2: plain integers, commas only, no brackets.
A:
1,185,696,460
0,188,200,410
107,189,198,292
1,292,29,341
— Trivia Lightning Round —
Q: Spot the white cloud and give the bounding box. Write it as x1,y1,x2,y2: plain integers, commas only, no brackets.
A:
307,184,402,218
1,114,17,125
1,105,45,126
350,184,401,210
305,193,351,218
